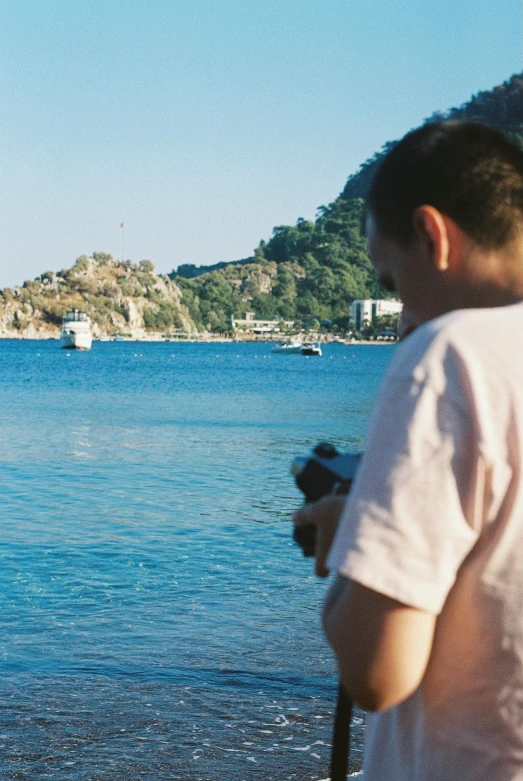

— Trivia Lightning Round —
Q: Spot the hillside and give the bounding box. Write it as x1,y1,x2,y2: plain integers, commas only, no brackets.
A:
0,198,379,338
342,73,523,201
170,72,523,331
173,197,384,332
0,254,196,339
3,72,522,338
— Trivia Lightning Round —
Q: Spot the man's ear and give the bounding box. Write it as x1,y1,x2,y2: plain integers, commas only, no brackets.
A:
412,205,450,271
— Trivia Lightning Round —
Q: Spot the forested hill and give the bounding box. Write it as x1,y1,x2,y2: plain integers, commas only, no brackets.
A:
173,197,380,332
169,72,523,332
342,73,523,201
3,73,522,338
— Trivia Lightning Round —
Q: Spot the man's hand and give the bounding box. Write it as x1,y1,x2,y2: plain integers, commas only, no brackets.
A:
292,494,347,578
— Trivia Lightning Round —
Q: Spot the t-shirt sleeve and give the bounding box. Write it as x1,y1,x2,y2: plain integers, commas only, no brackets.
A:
327,373,481,615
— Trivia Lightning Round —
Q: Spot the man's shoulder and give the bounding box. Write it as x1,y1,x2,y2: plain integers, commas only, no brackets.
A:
390,303,523,388
430,302,523,338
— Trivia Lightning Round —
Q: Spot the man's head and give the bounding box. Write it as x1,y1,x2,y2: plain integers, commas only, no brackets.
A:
365,121,523,329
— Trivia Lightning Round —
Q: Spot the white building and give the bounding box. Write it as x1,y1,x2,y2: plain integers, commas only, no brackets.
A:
231,311,294,335
350,299,403,331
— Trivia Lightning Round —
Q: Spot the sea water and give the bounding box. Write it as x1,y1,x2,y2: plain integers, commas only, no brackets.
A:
0,339,394,780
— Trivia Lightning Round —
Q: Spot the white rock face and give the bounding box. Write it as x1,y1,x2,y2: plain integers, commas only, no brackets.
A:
123,298,141,329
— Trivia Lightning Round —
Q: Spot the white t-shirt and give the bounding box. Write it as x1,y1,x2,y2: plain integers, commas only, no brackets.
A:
327,303,523,781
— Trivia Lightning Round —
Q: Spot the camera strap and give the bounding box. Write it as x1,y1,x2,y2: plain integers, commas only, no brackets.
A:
330,683,353,781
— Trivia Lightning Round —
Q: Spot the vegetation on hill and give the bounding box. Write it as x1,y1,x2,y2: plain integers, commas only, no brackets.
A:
342,73,523,202
3,73,522,337
171,72,523,331
173,197,385,332
0,253,194,337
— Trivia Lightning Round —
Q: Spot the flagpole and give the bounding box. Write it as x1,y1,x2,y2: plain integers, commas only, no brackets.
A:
120,222,125,263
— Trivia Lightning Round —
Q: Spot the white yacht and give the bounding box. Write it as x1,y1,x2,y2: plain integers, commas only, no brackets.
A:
60,310,93,350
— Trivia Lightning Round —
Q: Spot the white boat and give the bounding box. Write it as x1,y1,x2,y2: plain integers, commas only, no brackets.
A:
271,339,322,356
271,339,303,354
301,343,322,356
60,310,93,350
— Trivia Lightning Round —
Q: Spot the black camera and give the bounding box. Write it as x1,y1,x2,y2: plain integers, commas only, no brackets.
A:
291,443,362,556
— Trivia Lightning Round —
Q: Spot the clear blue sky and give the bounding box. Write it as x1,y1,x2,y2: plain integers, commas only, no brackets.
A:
1,0,521,289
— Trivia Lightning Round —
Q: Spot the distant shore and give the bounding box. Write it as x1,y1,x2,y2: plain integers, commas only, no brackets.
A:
0,333,398,346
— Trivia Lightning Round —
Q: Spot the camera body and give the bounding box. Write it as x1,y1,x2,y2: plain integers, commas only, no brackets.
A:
291,443,362,556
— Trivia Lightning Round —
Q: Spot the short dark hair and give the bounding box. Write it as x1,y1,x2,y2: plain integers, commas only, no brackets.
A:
367,121,523,248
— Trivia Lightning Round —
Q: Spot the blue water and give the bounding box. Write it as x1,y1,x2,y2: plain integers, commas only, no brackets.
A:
0,339,394,780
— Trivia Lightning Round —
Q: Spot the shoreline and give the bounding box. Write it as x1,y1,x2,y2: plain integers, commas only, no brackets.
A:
0,334,397,346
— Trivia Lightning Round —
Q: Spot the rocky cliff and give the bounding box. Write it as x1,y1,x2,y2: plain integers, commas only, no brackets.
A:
0,253,197,339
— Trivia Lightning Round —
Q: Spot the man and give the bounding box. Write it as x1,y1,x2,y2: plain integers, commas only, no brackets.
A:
294,121,523,780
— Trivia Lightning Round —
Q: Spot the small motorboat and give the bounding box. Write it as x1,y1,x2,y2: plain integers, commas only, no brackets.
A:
271,339,303,354
300,343,322,356
271,339,322,356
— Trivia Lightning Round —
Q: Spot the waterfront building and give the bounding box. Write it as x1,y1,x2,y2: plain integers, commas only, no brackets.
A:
350,299,403,332
231,312,294,335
